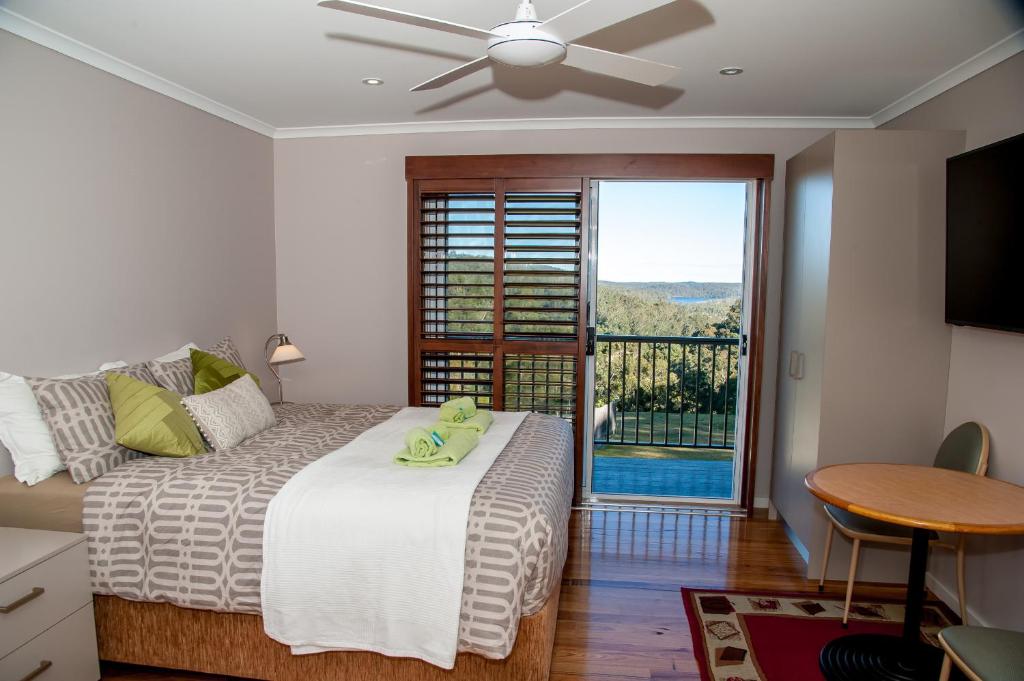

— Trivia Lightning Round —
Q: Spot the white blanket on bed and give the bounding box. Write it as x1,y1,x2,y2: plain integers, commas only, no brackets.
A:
260,406,528,669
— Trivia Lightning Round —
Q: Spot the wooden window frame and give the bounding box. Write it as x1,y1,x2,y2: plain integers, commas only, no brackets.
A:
407,154,774,513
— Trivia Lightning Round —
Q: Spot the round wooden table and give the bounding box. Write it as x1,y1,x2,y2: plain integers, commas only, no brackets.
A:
805,463,1024,681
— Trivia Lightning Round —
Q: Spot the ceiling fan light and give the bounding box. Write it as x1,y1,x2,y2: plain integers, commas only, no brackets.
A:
488,38,566,67
487,21,566,68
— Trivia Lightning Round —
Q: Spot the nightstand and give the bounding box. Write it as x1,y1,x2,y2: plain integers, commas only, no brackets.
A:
0,527,99,681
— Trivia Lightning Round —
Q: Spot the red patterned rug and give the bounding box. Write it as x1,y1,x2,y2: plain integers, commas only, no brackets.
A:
681,587,958,681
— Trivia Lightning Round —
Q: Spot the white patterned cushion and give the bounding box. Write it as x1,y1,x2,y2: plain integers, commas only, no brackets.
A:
25,363,157,483
148,337,246,397
181,375,275,451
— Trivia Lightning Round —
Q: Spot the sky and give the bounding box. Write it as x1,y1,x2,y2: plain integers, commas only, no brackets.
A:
595,181,748,283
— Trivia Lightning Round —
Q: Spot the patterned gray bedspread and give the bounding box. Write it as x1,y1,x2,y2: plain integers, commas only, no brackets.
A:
83,404,573,659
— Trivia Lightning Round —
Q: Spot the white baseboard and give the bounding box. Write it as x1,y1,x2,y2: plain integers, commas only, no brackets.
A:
754,496,770,509
926,572,988,627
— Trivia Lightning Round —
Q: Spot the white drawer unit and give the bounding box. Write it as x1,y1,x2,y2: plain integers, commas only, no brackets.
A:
0,605,99,681
0,528,99,681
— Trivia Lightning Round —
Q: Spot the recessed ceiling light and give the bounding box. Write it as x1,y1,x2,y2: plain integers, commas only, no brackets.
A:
719,67,744,76
361,77,384,86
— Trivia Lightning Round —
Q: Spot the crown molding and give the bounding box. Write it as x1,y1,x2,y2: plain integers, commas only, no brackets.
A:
0,8,276,138
871,28,1024,127
274,116,874,139
3,6,1021,140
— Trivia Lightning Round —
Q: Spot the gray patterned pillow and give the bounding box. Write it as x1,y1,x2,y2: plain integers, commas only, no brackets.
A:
208,336,247,370
182,375,275,451
26,363,157,483
147,357,193,395
147,337,247,397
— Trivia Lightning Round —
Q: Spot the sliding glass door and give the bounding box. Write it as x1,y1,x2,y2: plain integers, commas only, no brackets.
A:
581,180,756,505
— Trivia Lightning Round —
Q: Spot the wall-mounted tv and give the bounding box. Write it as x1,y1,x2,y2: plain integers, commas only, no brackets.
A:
946,131,1024,333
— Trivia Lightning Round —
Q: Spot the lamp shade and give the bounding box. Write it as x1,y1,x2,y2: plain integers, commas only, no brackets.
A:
269,343,305,365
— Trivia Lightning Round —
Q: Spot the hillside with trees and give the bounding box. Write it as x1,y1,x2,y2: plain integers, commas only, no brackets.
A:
596,283,740,338
599,280,742,303
594,282,741,448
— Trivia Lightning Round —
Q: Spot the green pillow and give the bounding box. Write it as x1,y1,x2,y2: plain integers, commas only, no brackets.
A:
105,373,205,458
190,348,260,395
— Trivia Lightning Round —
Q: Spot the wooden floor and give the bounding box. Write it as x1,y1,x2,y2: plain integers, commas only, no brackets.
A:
102,509,908,681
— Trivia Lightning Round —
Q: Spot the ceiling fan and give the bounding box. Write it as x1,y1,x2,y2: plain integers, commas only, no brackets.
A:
318,0,680,91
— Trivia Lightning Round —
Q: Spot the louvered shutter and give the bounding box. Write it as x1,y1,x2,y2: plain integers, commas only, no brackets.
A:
410,179,586,430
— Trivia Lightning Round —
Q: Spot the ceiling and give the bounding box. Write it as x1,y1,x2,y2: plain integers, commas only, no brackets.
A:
1,0,1022,134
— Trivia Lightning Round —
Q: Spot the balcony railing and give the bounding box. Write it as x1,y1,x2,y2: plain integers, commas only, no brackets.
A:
594,334,739,450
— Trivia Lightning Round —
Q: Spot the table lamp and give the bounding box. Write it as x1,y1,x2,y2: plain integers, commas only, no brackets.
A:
265,333,305,404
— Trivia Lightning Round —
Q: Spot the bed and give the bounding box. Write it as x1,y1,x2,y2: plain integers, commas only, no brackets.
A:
0,403,574,681
0,469,85,533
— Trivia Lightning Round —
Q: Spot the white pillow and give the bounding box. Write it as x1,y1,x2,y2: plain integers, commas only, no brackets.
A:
0,361,128,485
152,342,198,363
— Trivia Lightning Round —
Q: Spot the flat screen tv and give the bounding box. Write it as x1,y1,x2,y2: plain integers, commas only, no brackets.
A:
946,131,1024,333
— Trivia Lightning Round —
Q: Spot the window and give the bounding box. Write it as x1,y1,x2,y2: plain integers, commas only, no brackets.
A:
409,179,585,429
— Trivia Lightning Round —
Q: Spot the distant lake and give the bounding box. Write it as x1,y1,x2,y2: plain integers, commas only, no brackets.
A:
671,296,713,304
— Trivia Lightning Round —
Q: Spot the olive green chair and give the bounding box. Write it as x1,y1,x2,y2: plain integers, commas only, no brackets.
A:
817,422,990,626
939,626,1024,681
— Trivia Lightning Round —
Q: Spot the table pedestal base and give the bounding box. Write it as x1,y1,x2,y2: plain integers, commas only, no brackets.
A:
819,634,945,681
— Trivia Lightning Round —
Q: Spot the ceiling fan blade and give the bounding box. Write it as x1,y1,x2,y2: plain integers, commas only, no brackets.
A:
540,0,677,43
562,44,678,86
317,1,500,40
410,57,492,92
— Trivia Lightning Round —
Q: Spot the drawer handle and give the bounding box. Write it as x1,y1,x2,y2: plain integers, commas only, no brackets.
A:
18,660,52,681
0,586,45,613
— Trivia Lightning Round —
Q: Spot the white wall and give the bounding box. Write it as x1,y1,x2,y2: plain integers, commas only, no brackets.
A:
0,32,277,470
882,52,1024,628
273,127,833,502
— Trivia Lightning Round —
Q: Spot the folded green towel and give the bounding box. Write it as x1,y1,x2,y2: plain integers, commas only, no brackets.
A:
395,429,479,467
429,423,451,443
439,396,476,423
404,427,439,460
437,410,493,435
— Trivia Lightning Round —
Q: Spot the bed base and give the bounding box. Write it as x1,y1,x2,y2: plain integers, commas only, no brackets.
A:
95,586,560,681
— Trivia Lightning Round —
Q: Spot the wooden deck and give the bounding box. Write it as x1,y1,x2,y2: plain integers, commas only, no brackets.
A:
591,456,734,498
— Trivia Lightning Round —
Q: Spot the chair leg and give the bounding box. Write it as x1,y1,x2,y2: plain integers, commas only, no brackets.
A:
819,522,835,592
938,653,952,681
956,534,968,624
842,538,861,628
